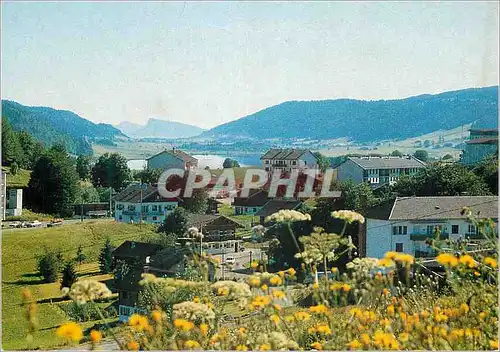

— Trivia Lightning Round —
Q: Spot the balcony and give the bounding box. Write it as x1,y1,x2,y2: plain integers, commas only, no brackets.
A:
122,210,138,216
410,232,449,241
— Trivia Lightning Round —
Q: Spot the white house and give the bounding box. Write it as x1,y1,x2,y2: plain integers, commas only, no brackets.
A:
113,183,180,224
336,156,426,188
146,148,198,170
362,196,498,259
260,149,319,173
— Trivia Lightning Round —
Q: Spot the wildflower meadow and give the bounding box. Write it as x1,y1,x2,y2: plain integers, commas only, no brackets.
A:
21,209,498,350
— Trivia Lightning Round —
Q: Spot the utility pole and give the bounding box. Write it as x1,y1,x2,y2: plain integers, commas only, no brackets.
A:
199,224,203,256
140,181,143,230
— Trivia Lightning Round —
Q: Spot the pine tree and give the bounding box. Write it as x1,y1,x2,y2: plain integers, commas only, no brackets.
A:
60,261,78,290
98,238,114,274
37,249,63,283
75,245,87,265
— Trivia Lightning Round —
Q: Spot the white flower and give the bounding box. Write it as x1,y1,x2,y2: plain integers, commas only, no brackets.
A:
265,210,311,223
173,301,215,322
68,280,112,304
252,225,266,236
331,210,365,224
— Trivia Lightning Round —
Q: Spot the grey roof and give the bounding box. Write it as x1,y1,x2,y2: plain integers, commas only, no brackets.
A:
113,183,180,203
113,241,162,258
260,149,313,160
186,213,245,228
347,156,426,170
387,196,498,221
255,199,303,217
146,148,197,163
465,137,498,145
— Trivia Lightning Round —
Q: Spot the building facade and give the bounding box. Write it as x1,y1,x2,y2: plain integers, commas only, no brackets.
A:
260,149,319,173
336,156,426,188
233,189,269,215
362,196,498,259
113,184,180,224
0,171,6,221
460,129,498,166
146,148,198,170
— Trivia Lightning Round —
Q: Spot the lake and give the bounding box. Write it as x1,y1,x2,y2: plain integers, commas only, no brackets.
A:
127,153,262,170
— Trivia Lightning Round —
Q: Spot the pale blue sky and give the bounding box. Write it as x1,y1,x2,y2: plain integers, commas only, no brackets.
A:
1,1,498,129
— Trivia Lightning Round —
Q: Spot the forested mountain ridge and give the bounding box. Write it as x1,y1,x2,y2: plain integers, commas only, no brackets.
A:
203,86,498,142
2,100,126,155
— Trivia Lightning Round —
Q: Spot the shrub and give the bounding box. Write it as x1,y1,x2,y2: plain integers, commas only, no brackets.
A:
37,248,63,283
98,238,114,274
61,261,78,290
59,301,116,322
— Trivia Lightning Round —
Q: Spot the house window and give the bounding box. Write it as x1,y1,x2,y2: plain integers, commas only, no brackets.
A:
452,225,459,234
128,205,136,211
119,215,123,220
265,160,269,164
392,226,407,235
141,205,148,213
152,216,157,221
395,243,404,252
292,161,297,165
152,205,158,211
468,224,476,234
117,204,124,210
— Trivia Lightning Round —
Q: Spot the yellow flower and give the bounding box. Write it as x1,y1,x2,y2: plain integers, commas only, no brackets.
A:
127,341,139,350
251,295,271,309
459,254,476,268
199,323,208,337
474,271,481,276
484,257,498,268
331,267,339,273
258,343,271,351
184,340,201,350
312,282,320,290
311,342,323,350
272,290,286,299
151,310,162,323
217,287,229,296
309,304,328,314
56,322,83,342
490,340,499,350
250,261,259,269
128,314,150,331
90,330,102,344
273,303,282,311
342,283,351,292
479,311,488,320
294,311,311,321
434,313,448,323
173,319,194,331
348,339,362,350
269,276,282,286
261,284,269,291
360,333,371,345
193,296,201,303
378,258,394,267
383,288,390,296
270,314,280,325
287,268,297,276
387,304,395,316
248,276,261,287
236,345,248,351
436,253,458,267
315,324,332,335
459,303,469,314
277,271,285,278
384,251,398,260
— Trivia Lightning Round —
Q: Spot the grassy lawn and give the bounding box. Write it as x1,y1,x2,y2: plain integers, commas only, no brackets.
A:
1,166,31,188
2,220,157,350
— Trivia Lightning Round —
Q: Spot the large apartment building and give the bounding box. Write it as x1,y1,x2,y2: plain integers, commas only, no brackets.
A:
460,129,498,166
260,149,319,173
361,196,498,258
336,156,426,188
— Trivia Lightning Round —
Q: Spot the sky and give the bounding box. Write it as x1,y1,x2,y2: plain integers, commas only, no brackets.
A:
1,1,498,129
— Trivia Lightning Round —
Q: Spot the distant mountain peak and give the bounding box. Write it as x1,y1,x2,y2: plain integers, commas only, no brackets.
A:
115,118,205,139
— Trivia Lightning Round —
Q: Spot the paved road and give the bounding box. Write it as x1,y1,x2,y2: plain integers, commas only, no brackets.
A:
2,218,113,231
